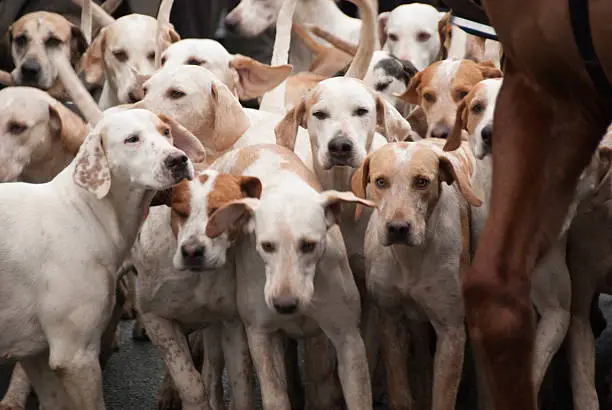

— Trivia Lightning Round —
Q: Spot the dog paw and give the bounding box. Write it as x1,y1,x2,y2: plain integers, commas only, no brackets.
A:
131,319,149,341
156,387,182,410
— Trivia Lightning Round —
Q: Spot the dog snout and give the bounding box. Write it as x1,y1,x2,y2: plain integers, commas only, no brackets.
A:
165,151,191,180
272,296,299,315
430,124,450,139
127,88,144,103
386,220,411,244
328,135,354,164
180,239,206,268
481,124,493,146
20,59,41,84
224,15,240,33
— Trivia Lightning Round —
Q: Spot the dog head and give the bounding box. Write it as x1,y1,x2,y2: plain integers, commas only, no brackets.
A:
162,169,262,271
0,86,88,182
224,0,283,37
81,14,180,105
275,77,413,170
379,4,445,71
352,140,481,247
10,12,87,92
446,78,502,158
73,109,204,198
160,39,291,101
399,58,502,139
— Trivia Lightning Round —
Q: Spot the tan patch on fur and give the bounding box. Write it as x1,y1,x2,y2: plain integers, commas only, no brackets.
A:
11,12,73,43
207,174,247,215
170,180,191,237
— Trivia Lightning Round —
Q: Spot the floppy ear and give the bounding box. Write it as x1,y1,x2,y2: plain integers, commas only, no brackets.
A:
351,155,371,199
150,188,173,207
378,12,389,47
230,54,292,100
375,96,413,142
206,197,259,238
478,60,503,79
406,106,427,139
437,12,452,59
320,190,376,228
73,130,111,199
445,97,468,151
398,58,418,85
397,71,422,105
70,25,89,62
439,155,481,206
158,113,206,163
589,145,612,207
80,28,107,85
275,98,307,151
159,23,181,49
48,102,89,156
210,82,250,152
239,176,263,199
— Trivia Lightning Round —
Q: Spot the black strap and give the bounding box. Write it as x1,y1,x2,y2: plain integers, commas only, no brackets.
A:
568,0,612,100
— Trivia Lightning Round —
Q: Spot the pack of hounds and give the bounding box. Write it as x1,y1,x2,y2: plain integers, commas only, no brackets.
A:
0,0,611,409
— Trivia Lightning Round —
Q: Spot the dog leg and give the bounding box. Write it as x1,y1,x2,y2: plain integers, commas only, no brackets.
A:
303,333,343,410
201,327,224,410
49,348,104,410
221,322,255,410
461,59,609,410
0,363,31,410
20,353,71,410
246,329,291,409
284,336,304,410
379,311,413,410
430,325,465,410
99,286,125,369
142,314,211,410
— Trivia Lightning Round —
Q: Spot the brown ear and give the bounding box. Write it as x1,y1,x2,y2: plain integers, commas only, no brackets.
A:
478,60,503,79
378,12,389,47
150,188,173,207
48,102,89,156
351,155,371,199
375,96,413,142
73,130,111,199
439,155,482,206
80,28,107,85
437,12,452,59
158,113,206,163
406,106,428,139
397,71,422,104
206,198,259,238
320,190,376,228
275,99,307,151
239,176,263,199
70,25,89,63
230,54,292,100
210,82,250,152
445,98,468,152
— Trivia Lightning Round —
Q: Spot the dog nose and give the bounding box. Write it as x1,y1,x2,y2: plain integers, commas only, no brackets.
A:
165,152,188,170
328,136,353,160
386,220,411,243
180,242,205,259
430,125,449,139
224,17,239,33
21,59,41,83
127,89,143,103
481,124,493,146
272,296,298,315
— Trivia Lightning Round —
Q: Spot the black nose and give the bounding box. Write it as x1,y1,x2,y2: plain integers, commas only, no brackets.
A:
481,124,492,146
430,125,449,139
272,296,298,315
224,17,239,33
386,220,411,243
127,90,142,103
21,59,41,83
165,152,188,170
180,240,205,268
328,136,353,161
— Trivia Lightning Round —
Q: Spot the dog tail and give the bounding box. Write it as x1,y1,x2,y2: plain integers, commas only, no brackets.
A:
72,0,115,28
155,0,175,69
81,0,93,44
310,25,358,56
345,0,377,79
101,0,123,15
50,51,102,125
292,23,327,56
258,0,298,114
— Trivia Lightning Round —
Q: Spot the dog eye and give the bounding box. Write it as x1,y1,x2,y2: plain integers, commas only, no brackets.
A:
45,36,62,48
375,81,392,92
374,177,388,189
124,133,140,144
423,92,436,103
457,90,469,100
353,107,369,117
260,241,277,253
147,51,156,62
414,176,430,189
162,127,171,138
13,35,28,48
299,240,317,254
416,31,431,42
7,121,27,135
167,89,186,99
471,103,483,114
388,33,398,42
161,56,167,66
112,50,128,62
187,58,204,66
312,110,329,120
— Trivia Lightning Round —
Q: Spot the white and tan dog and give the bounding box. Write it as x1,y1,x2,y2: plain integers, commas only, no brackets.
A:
0,108,203,410
9,11,88,99
205,144,373,410
352,138,481,410
133,169,260,410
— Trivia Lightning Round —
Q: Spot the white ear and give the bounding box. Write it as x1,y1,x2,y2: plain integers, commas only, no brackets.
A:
73,131,111,199
320,190,375,228
206,197,260,238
